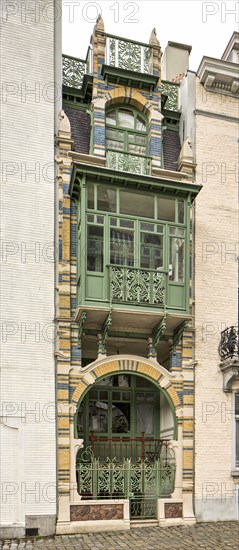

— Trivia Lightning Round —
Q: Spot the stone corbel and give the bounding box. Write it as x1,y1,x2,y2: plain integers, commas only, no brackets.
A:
219,358,239,392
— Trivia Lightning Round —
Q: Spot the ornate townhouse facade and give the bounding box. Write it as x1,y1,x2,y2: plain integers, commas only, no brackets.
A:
1,6,238,538
56,17,201,533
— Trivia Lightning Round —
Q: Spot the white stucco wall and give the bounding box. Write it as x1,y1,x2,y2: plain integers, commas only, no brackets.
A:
0,1,62,535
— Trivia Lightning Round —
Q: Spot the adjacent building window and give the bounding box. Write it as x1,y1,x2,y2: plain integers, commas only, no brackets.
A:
235,394,239,468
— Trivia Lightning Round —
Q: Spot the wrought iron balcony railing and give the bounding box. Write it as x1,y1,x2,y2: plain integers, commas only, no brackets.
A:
90,433,171,463
63,47,92,88
106,34,153,74
76,442,175,500
106,149,152,175
109,265,166,307
219,326,239,361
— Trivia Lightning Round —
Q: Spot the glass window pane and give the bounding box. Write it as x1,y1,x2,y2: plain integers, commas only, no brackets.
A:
128,134,146,145
120,219,134,229
137,403,153,434
178,201,185,224
136,115,146,131
87,184,94,209
95,376,113,386
235,394,239,415
110,217,117,226
128,143,146,155
118,109,134,129
115,375,130,387
112,403,130,433
106,128,118,140
140,232,163,270
120,190,154,218
89,401,108,432
87,225,104,272
107,140,124,151
97,186,116,212
236,419,239,467
140,222,154,232
158,197,175,222
106,110,116,126
169,237,185,283
136,378,154,388
110,228,134,266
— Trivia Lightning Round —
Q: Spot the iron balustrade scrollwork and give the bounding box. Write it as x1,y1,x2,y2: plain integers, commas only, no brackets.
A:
76,444,175,500
106,35,153,74
62,48,92,88
108,265,166,307
161,81,179,111
219,326,239,361
106,149,152,175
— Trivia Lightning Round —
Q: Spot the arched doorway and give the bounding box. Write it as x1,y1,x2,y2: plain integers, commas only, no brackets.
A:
75,370,177,519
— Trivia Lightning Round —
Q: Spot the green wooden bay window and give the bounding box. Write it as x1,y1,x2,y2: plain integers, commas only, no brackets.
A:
78,182,189,311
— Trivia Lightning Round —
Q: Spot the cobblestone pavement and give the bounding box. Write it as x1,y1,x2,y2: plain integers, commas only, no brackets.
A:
0,523,239,550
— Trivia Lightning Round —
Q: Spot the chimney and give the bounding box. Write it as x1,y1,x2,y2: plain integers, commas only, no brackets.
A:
161,41,192,81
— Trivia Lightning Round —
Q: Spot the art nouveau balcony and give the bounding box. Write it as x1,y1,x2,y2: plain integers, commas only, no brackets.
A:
62,46,179,111
106,150,152,176
108,265,166,307
219,326,239,391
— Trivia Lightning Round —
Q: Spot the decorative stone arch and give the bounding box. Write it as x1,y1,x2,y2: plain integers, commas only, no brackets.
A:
67,356,185,511
71,355,181,416
105,86,152,117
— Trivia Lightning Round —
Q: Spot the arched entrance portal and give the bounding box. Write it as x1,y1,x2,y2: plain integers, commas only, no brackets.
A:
73,361,178,520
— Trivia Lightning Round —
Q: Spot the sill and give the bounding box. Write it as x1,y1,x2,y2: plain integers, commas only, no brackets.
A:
231,469,239,478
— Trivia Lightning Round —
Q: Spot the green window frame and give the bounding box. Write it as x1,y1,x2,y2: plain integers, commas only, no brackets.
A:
105,105,148,157
86,184,187,278
77,374,160,442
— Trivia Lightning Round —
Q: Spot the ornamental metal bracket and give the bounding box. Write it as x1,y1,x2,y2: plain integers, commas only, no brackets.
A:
78,312,87,347
172,321,188,353
152,315,167,355
101,310,112,353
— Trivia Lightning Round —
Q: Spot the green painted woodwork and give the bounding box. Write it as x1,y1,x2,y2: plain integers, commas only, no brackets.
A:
75,372,176,499
70,163,202,201
75,371,178,442
76,181,191,313
105,105,151,175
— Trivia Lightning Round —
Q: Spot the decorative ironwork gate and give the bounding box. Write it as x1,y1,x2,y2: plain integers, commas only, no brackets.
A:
76,447,175,519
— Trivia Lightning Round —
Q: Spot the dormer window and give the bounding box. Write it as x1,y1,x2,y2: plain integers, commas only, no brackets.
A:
106,106,150,174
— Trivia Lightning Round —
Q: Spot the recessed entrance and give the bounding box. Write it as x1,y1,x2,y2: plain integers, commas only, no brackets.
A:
75,372,176,518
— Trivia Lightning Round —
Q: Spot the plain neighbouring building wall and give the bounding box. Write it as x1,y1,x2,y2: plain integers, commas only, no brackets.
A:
0,1,62,538
194,78,239,521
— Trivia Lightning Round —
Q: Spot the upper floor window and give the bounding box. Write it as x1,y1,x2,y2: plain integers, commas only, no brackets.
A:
106,106,149,175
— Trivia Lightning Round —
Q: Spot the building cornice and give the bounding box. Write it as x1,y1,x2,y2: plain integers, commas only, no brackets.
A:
197,56,239,96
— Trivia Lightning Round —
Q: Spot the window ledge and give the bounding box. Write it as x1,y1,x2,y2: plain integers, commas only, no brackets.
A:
231,469,239,478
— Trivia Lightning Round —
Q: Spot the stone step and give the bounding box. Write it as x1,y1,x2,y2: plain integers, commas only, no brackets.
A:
130,519,159,529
